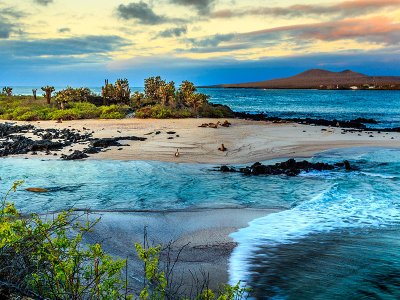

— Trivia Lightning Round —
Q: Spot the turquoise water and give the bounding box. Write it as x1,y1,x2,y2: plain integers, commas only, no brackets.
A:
1,147,400,298
11,87,400,128
230,148,400,299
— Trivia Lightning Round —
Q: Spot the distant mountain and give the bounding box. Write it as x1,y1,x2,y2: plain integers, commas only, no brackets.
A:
212,69,400,90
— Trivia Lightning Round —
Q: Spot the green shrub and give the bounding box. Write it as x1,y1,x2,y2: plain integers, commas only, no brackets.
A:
0,181,250,299
199,104,235,118
135,104,194,119
100,105,129,119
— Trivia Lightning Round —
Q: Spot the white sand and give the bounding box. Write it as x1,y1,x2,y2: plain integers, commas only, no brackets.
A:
10,118,400,164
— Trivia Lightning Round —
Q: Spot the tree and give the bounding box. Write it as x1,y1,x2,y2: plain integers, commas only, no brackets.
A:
2,87,12,96
41,86,55,105
159,81,176,107
32,89,37,100
178,81,209,112
55,87,93,110
102,79,131,105
144,76,165,103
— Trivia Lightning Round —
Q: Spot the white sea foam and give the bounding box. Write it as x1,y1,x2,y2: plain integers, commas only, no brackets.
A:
229,183,400,285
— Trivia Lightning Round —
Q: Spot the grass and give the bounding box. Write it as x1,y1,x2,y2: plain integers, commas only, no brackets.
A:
0,95,129,120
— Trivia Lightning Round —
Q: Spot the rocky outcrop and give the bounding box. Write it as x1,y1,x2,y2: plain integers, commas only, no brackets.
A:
61,150,89,160
218,159,352,176
0,123,147,159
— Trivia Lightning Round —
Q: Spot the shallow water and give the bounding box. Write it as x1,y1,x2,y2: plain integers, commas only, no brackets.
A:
1,147,400,298
12,87,400,128
229,148,400,299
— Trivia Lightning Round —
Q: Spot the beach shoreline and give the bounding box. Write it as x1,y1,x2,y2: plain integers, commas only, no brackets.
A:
5,118,400,164
80,208,277,292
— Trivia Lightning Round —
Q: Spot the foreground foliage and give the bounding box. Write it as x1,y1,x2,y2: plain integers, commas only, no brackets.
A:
0,182,249,299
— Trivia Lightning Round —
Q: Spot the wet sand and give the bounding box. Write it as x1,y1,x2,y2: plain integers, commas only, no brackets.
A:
81,208,277,292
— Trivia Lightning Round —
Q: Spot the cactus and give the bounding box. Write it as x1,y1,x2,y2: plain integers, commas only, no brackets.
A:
2,87,13,96
41,86,55,104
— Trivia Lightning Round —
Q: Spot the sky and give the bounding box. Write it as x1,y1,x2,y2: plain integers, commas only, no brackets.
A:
1,0,400,86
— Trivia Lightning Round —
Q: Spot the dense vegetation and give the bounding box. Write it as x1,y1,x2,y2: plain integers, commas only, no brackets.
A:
0,78,233,121
0,181,248,299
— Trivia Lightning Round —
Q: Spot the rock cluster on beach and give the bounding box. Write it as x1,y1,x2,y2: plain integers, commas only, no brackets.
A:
219,158,353,176
0,123,146,160
234,112,400,132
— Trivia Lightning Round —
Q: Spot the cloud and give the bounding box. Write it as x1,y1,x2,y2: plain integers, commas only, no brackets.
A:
169,0,216,13
157,26,187,38
33,0,54,6
187,33,235,47
105,50,400,86
0,35,130,57
117,2,181,25
58,27,71,33
242,17,400,46
182,16,400,54
211,0,400,19
0,7,24,39
0,21,13,39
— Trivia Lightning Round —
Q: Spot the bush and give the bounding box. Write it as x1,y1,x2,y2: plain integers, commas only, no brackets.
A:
100,105,129,119
135,104,194,119
0,182,250,299
199,104,235,118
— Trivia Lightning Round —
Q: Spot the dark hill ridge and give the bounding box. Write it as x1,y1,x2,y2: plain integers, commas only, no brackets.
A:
213,69,400,90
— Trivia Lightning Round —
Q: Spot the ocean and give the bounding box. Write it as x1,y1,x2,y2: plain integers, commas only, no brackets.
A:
10,87,400,128
4,87,400,298
1,148,400,299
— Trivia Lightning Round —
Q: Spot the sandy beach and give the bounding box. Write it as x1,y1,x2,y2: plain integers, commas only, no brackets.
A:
10,118,400,164
80,208,276,292
5,117,400,294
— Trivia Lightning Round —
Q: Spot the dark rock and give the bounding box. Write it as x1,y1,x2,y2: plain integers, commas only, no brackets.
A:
217,159,340,176
61,150,89,160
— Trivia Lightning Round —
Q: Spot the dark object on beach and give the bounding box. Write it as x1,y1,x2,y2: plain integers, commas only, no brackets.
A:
166,131,176,134
199,122,221,128
217,158,346,176
61,150,89,160
155,131,161,135
26,187,49,193
56,119,63,123
168,137,174,140
90,136,146,148
221,120,231,127
218,144,227,152
175,149,180,157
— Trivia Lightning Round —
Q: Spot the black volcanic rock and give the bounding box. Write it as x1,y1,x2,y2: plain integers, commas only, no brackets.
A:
0,123,147,159
61,150,89,160
218,159,348,176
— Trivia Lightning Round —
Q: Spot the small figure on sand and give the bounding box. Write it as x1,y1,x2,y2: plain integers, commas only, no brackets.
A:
175,149,180,157
56,118,63,123
218,144,227,152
